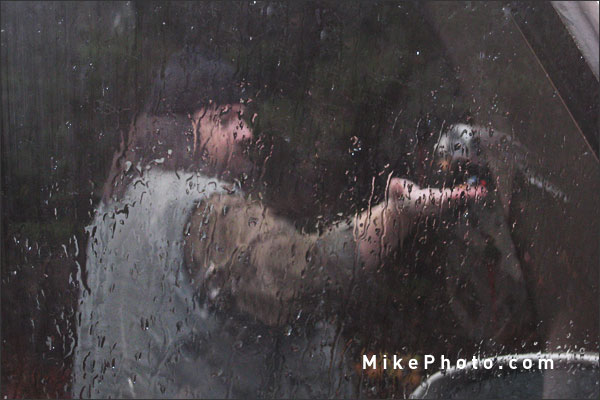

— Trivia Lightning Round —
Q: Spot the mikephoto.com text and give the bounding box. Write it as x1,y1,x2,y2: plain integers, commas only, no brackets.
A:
362,354,555,371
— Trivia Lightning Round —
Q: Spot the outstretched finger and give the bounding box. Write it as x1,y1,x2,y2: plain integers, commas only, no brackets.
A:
447,184,487,202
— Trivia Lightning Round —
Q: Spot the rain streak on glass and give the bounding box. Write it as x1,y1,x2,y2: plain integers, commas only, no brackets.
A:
1,2,598,399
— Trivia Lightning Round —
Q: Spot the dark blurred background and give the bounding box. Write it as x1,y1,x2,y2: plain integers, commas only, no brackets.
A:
1,2,598,398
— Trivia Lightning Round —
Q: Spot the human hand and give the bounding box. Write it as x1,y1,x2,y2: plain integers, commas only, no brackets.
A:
387,177,487,214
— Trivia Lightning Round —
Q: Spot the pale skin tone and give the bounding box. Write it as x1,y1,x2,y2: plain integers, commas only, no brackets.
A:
355,177,487,268
192,103,487,273
189,103,253,175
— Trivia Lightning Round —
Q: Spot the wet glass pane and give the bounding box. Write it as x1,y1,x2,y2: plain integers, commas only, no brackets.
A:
1,2,598,398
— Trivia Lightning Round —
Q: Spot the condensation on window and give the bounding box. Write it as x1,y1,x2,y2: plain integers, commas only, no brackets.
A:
1,2,598,398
